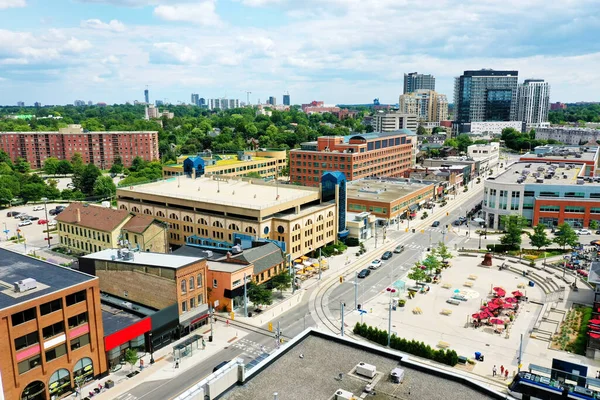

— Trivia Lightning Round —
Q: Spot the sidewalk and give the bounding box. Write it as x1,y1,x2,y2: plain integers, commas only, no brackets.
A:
86,321,248,400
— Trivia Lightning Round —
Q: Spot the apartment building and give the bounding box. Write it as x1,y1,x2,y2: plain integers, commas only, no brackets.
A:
162,149,287,180
371,112,418,133
56,203,168,255
534,127,600,146
0,249,107,400
403,72,436,93
289,132,414,187
0,124,159,169
398,90,448,123
116,172,348,260
516,79,550,129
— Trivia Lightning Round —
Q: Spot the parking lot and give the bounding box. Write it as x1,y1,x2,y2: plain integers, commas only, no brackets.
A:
0,203,65,250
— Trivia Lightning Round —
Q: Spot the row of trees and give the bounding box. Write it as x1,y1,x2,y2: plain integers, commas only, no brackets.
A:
244,272,293,310
408,242,453,284
495,215,579,253
549,104,600,124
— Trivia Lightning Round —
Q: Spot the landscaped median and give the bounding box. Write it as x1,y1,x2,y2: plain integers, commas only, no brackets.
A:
353,322,459,367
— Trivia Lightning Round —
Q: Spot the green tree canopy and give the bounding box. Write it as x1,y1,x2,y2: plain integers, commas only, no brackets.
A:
93,176,117,198
499,215,528,250
528,224,552,251
270,272,292,295
43,157,60,175
80,164,102,195
408,265,427,284
56,159,73,175
248,282,273,308
553,223,579,250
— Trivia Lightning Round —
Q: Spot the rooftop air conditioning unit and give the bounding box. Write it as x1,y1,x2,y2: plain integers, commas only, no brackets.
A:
390,367,405,383
335,389,354,400
13,278,37,293
356,362,376,378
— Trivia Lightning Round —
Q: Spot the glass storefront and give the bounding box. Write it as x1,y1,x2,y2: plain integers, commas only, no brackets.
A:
48,369,71,398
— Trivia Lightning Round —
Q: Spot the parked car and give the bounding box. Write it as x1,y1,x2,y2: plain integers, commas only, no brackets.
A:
6,211,20,217
452,220,461,226
48,220,57,226
32,206,44,211
213,360,230,372
393,245,405,254
13,212,25,219
19,214,30,221
18,220,32,227
577,269,589,277
67,183,75,189
28,216,39,221
49,209,58,216
595,230,600,235
576,229,592,235
591,240,600,246
38,219,48,225
382,251,393,260
55,205,66,211
432,221,440,227
357,269,371,278
369,259,383,270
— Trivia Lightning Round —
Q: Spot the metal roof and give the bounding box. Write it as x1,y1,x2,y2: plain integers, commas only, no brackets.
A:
82,249,203,269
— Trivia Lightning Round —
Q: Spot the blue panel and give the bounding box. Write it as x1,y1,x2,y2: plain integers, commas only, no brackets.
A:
395,138,400,146
375,141,381,149
401,137,406,144
367,142,374,151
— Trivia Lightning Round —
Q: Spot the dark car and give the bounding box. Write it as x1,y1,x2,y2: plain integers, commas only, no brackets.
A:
357,269,371,279
382,251,393,260
49,209,58,216
28,216,40,221
213,360,230,372
6,211,20,217
432,221,440,227
55,205,66,211
393,245,405,253
452,220,461,226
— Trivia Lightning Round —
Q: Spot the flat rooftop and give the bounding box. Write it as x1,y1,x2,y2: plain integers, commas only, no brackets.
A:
0,248,95,310
521,146,598,162
117,176,319,210
346,179,432,203
82,248,202,269
220,334,496,400
166,155,271,169
101,303,142,336
493,161,585,184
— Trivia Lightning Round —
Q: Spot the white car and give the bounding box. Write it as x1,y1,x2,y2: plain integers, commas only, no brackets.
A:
32,206,44,211
18,220,32,227
577,229,592,235
369,259,383,270
48,220,57,226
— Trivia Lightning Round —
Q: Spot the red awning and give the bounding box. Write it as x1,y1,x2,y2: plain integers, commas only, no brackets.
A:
589,332,600,339
505,297,518,303
589,319,600,325
490,318,505,325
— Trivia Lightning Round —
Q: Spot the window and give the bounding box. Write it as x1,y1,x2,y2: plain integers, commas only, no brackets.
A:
189,277,194,291
198,294,204,305
66,290,86,306
190,297,195,308
42,321,65,339
539,191,559,198
45,343,67,362
213,279,218,288
11,307,36,326
539,205,560,212
565,206,585,213
68,312,88,329
232,279,242,287
181,280,187,294
15,331,39,351
181,301,187,312
18,354,41,374
197,273,203,288
565,192,585,198
591,208,600,214
70,333,90,350
40,299,63,316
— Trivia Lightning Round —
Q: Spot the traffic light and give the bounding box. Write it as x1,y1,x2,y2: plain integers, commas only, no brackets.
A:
268,322,273,332
339,276,344,283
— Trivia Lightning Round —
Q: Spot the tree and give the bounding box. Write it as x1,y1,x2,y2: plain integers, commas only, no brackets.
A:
110,156,124,174
408,264,427,285
130,156,146,172
528,224,552,252
247,282,273,309
499,215,527,250
421,253,441,274
80,164,102,195
435,242,453,262
0,187,13,206
124,348,139,371
43,157,60,175
553,223,579,251
245,172,262,179
56,159,73,175
20,183,46,203
93,176,117,198
590,220,599,230
14,157,30,173
456,134,474,152
270,272,292,296
417,125,427,135
444,138,459,148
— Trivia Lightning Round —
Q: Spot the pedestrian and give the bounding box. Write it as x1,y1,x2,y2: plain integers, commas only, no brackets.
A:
175,358,179,369
140,359,144,370
492,365,497,377
596,370,600,379
500,365,504,375
202,338,206,350
505,370,509,380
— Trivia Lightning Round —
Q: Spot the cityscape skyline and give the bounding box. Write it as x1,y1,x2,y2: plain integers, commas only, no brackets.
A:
1,0,599,105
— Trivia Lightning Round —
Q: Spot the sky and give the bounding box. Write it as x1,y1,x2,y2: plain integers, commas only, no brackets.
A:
0,0,599,106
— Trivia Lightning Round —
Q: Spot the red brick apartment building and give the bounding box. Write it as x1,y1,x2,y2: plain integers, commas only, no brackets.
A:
289,132,414,186
0,124,159,169
0,248,107,400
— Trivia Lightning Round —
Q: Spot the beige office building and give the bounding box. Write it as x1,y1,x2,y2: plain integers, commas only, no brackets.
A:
372,112,418,133
116,176,339,260
399,90,448,123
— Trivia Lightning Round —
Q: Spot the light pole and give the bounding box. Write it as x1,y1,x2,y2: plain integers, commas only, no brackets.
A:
243,272,248,317
387,288,396,347
149,332,155,364
41,197,50,247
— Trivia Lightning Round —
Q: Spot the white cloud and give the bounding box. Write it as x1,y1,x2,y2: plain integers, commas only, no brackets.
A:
102,55,120,64
154,1,221,26
151,42,200,64
0,0,26,10
63,37,92,53
81,19,126,32
240,0,283,6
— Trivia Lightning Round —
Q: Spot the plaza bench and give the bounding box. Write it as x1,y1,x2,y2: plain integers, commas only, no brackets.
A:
412,307,423,314
441,309,453,315
438,341,450,348
463,281,474,287
468,274,478,280
442,283,452,289
446,299,461,306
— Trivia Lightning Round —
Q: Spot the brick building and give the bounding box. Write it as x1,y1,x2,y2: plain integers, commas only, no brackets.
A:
0,124,159,169
0,248,107,400
289,131,415,187
56,203,168,255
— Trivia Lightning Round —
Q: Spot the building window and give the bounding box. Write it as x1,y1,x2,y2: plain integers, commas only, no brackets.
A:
42,321,65,339
11,307,36,326
70,333,90,350
197,273,203,288
181,301,187,312
66,290,86,306
565,206,585,213
17,355,41,374
189,277,194,291
181,280,187,294
198,294,204,305
213,279,218,288
190,297,195,308
45,343,67,362
14,331,39,351
40,298,63,316
68,312,88,329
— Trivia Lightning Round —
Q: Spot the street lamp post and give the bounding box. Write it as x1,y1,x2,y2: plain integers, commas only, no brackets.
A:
41,197,50,247
149,332,155,364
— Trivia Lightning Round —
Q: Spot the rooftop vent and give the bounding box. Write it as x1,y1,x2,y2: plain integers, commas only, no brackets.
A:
356,362,376,378
13,278,37,293
335,389,354,400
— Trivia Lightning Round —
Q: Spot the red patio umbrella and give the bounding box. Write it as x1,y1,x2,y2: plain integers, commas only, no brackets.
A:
505,297,518,304
488,303,500,311
589,332,600,339
589,319,600,325
502,303,514,309
485,309,494,318
589,325,600,331
472,313,481,319
512,290,524,297
490,318,505,325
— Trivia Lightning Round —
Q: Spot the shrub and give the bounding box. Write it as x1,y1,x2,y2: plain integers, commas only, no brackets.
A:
346,237,360,247
354,323,458,366
487,244,512,253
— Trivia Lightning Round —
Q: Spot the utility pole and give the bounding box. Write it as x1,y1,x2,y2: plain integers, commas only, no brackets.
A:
318,248,322,280
375,225,378,248
388,297,393,347
243,273,248,317
518,333,523,372
354,272,358,310
340,302,345,336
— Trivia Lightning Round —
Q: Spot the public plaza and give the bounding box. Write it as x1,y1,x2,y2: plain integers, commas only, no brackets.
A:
346,250,596,380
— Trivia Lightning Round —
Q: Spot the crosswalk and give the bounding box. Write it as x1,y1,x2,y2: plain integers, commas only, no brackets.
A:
230,338,273,358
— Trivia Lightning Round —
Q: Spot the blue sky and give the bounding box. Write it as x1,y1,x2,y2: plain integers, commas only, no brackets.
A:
1,0,599,106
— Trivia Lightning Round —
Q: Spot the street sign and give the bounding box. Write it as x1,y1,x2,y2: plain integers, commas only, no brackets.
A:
358,309,367,315
214,300,220,308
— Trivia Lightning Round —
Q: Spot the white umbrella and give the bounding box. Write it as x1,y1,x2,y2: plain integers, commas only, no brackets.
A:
473,217,485,223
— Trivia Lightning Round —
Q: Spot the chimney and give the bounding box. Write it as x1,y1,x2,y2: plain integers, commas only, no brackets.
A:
76,208,81,223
